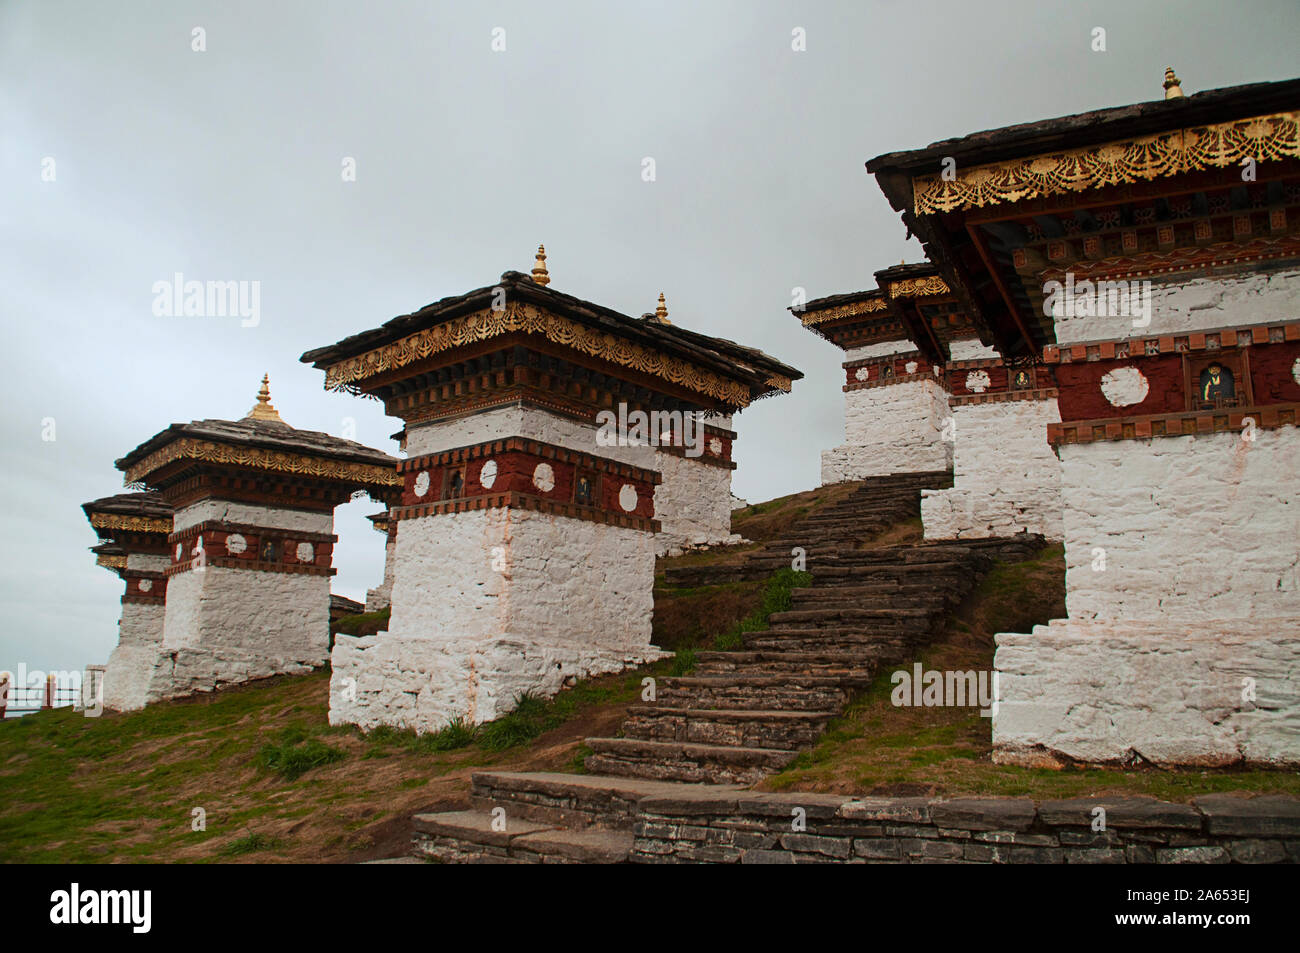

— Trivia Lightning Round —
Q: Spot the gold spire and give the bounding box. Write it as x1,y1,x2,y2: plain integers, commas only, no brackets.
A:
531,244,550,286
245,373,284,422
1163,67,1184,99
650,292,671,325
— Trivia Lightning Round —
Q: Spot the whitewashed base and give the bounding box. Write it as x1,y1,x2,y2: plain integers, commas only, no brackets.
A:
821,378,952,484
994,618,1300,767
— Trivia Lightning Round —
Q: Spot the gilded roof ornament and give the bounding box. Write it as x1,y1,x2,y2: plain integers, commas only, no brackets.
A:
531,244,551,286
650,292,671,325
246,374,285,423
1164,67,1184,99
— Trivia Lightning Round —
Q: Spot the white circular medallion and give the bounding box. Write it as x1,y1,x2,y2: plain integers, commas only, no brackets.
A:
296,542,315,563
138,578,153,592
1100,366,1150,407
709,437,723,455
479,459,498,489
226,533,247,555
532,462,555,493
413,471,430,497
905,360,918,374
175,543,183,560
854,366,870,382
966,370,991,393
1292,356,1300,386
618,484,638,513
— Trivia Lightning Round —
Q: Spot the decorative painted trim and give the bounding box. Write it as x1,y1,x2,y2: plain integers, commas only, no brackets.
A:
798,298,889,327
122,437,401,489
166,521,337,546
950,387,1059,408
1033,234,1300,284
390,490,660,534
164,557,335,579
888,276,951,298
320,301,769,407
1047,402,1299,447
87,513,172,534
96,554,127,571
912,111,1300,214
1043,321,1300,364
845,370,948,393
399,437,661,483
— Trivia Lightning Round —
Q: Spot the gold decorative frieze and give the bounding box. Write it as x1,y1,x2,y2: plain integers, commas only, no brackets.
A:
88,513,173,534
96,554,128,570
912,111,1300,214
123,438,402,489
321,302,762,406
888,275,951,298
799,298,889,327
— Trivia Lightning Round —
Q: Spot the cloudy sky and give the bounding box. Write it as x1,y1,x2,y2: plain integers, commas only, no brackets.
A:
2,0,1296,676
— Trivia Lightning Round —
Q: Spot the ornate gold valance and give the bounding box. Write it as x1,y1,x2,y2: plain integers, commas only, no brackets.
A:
88,513,172,534
122,438,402,489
320,302,762,406
888,276,951,298
912,111,1300,214
799,298,889,327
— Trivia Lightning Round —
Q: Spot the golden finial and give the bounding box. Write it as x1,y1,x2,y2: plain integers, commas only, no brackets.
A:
531,244,550,286
1163,67,1184,99
246,373,284,422
650,292,671,325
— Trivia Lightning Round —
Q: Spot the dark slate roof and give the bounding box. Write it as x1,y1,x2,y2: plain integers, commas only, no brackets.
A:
90,542,127,557
115,416,398,473
82,491,173,521
874,261,940,283
300,270,802,395
866,77,1300,178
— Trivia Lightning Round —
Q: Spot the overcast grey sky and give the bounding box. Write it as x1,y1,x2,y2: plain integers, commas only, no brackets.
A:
3,0,1296,676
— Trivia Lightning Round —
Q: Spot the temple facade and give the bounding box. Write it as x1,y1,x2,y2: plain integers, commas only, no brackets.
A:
302,250,800,732
865,71,1300,765
104,377,399,709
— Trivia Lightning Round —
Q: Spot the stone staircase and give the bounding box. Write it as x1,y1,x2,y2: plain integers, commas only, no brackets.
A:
408,470,1046,862
664,470,951,587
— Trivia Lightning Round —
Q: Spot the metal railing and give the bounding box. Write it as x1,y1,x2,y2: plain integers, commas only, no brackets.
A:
0,676,80,717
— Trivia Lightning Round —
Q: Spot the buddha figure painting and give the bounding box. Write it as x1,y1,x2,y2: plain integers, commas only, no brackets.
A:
1013,369,1032,389
1199,363,1235,406
575,473,594,506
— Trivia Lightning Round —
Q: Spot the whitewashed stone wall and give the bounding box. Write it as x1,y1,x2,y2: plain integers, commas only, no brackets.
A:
1051,267,1300,345
995,619,1300,767
102,553,169,711
407,404,736,555
1057,427,1299,623
922,398,1064,540
948,338,1000,361
330,507,666,733
822,377,952,483
364,533,397,612
994,425,1300,765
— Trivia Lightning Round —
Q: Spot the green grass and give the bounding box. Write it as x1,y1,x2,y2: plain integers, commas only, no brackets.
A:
713,568,811,650
256,728,346,781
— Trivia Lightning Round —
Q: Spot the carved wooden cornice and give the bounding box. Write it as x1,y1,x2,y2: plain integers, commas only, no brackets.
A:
888,276,951,299
798,298,889,327
321,302,767,407
88,513,172,534
912,111,1300,214
122,437,402,489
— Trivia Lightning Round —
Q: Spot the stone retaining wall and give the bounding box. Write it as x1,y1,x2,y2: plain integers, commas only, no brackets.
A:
630,790,1300,864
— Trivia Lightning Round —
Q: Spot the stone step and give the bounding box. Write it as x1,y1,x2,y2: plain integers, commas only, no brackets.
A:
584,737,795,785
467,770,738,831
767,606,935,626
622,706,834,750
658,675,856,710
410,809,634,863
